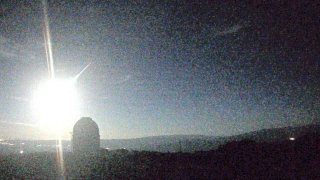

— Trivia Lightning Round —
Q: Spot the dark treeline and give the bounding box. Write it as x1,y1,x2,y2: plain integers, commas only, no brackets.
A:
0,133,319,179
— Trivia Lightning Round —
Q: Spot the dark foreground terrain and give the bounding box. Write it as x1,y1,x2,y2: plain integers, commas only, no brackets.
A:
0,133,319,179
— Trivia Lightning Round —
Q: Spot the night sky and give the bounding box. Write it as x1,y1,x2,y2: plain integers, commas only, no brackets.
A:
0,0,319,139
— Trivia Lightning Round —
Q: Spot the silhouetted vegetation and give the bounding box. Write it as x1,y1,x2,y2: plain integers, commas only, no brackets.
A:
0,133,319,179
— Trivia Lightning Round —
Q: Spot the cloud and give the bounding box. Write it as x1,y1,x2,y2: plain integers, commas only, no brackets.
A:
9,96,30,102
0,35,19,58
118,74,131,84
0,120,41,140
0,120,37,127
0,35,39,60
214,24,244,37
110,74,132,86
0,120,65,140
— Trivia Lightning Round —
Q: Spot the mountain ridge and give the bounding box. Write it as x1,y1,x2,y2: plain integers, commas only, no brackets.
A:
1,123,319,153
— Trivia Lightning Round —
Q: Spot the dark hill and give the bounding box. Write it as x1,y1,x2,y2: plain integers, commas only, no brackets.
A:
1,123,320,153
0,132,319,179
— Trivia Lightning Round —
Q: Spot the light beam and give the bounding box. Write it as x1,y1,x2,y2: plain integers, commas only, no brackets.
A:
73,62,91,81
42,0,54,79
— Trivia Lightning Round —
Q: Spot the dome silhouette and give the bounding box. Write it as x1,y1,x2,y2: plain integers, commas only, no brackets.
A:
72,117,100,154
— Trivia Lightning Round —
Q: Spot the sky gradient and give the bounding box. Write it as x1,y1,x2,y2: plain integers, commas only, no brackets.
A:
0,0,319,139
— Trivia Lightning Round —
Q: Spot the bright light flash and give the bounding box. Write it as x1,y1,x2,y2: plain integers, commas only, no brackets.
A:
32,79,79,132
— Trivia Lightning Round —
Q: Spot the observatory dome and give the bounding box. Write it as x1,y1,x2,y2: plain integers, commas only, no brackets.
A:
72,117,100,154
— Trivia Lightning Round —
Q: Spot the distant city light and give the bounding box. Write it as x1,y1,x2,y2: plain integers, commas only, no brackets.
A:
20,150,24,154
0,142,15,146
289,137,295,141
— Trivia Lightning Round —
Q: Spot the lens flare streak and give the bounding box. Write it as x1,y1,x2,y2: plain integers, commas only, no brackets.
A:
42,0,54,79
42,0,63,177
